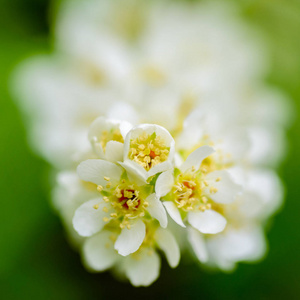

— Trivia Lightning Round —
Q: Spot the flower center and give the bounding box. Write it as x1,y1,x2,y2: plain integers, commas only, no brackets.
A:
96,179,149,229
129,132,170,171
100,128,124,151
180,137,233,173
172,172,212,212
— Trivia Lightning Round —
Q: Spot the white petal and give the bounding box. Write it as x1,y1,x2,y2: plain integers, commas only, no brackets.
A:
155,170,174,198
88,116,121,144
119,120,134,139
105,141,124,162
180,146,215,173
215,226,267,262
146,194,168,228
73,198,107,237
118,161,147,185
205,170,241,204
114,219,146,256
188,209,227,234
92,143,105,159
187,227,208,263
163,201,186,228
245,169,284,219
124,249,160,287
77,159,123,186
155,228,180,268
83,231,119,271
148,160,174,178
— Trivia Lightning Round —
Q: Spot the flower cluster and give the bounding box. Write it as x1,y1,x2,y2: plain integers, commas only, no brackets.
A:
13,0,291,287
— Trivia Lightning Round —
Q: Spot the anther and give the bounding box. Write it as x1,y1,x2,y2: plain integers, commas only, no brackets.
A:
97,185,103,192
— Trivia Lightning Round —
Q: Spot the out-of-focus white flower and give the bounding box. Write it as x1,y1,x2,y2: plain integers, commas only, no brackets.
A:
156,146,241,234
83,223,180,287
186,166,283,270
12,56,138,168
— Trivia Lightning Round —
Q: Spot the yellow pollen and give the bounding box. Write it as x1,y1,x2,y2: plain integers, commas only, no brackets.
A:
129,132,170,171
109,234,117,242
97,185,103,192
210,187,218,194
216,177,221,182
98,128,124,152
93,204,99,209
171,171,216,213
99,182,148,230
103,217,110,222
104,177,110,181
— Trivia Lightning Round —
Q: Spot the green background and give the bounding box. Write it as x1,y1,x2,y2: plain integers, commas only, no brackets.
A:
0,0,299,299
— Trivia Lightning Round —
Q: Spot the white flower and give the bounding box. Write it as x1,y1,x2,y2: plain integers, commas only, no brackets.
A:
122,124,175,182
156,145,241,234
188,225,266,271
88,116,132,162
82,223,180,287
74,159,167,256
187,166,283,269
176,104,251,167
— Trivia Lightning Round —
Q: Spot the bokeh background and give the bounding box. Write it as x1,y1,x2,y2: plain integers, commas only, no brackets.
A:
0,0,300,299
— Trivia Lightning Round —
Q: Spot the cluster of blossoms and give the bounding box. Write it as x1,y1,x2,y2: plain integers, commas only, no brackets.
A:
13,0,291,286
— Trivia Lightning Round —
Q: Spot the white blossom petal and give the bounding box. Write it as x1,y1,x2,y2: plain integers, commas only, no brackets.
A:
155,228,180,268
124,249,160,287
148,160,174,178
105,140,124,162
188,227,208,263
83,231,119,271
77,159,123,186
114,219,146,256
118,161,147,185
146,194,168,228
188,209,227,234
180,146,215,173
163,201,186,228
73,198,107,237
205,170,241,204
155,170,174,198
